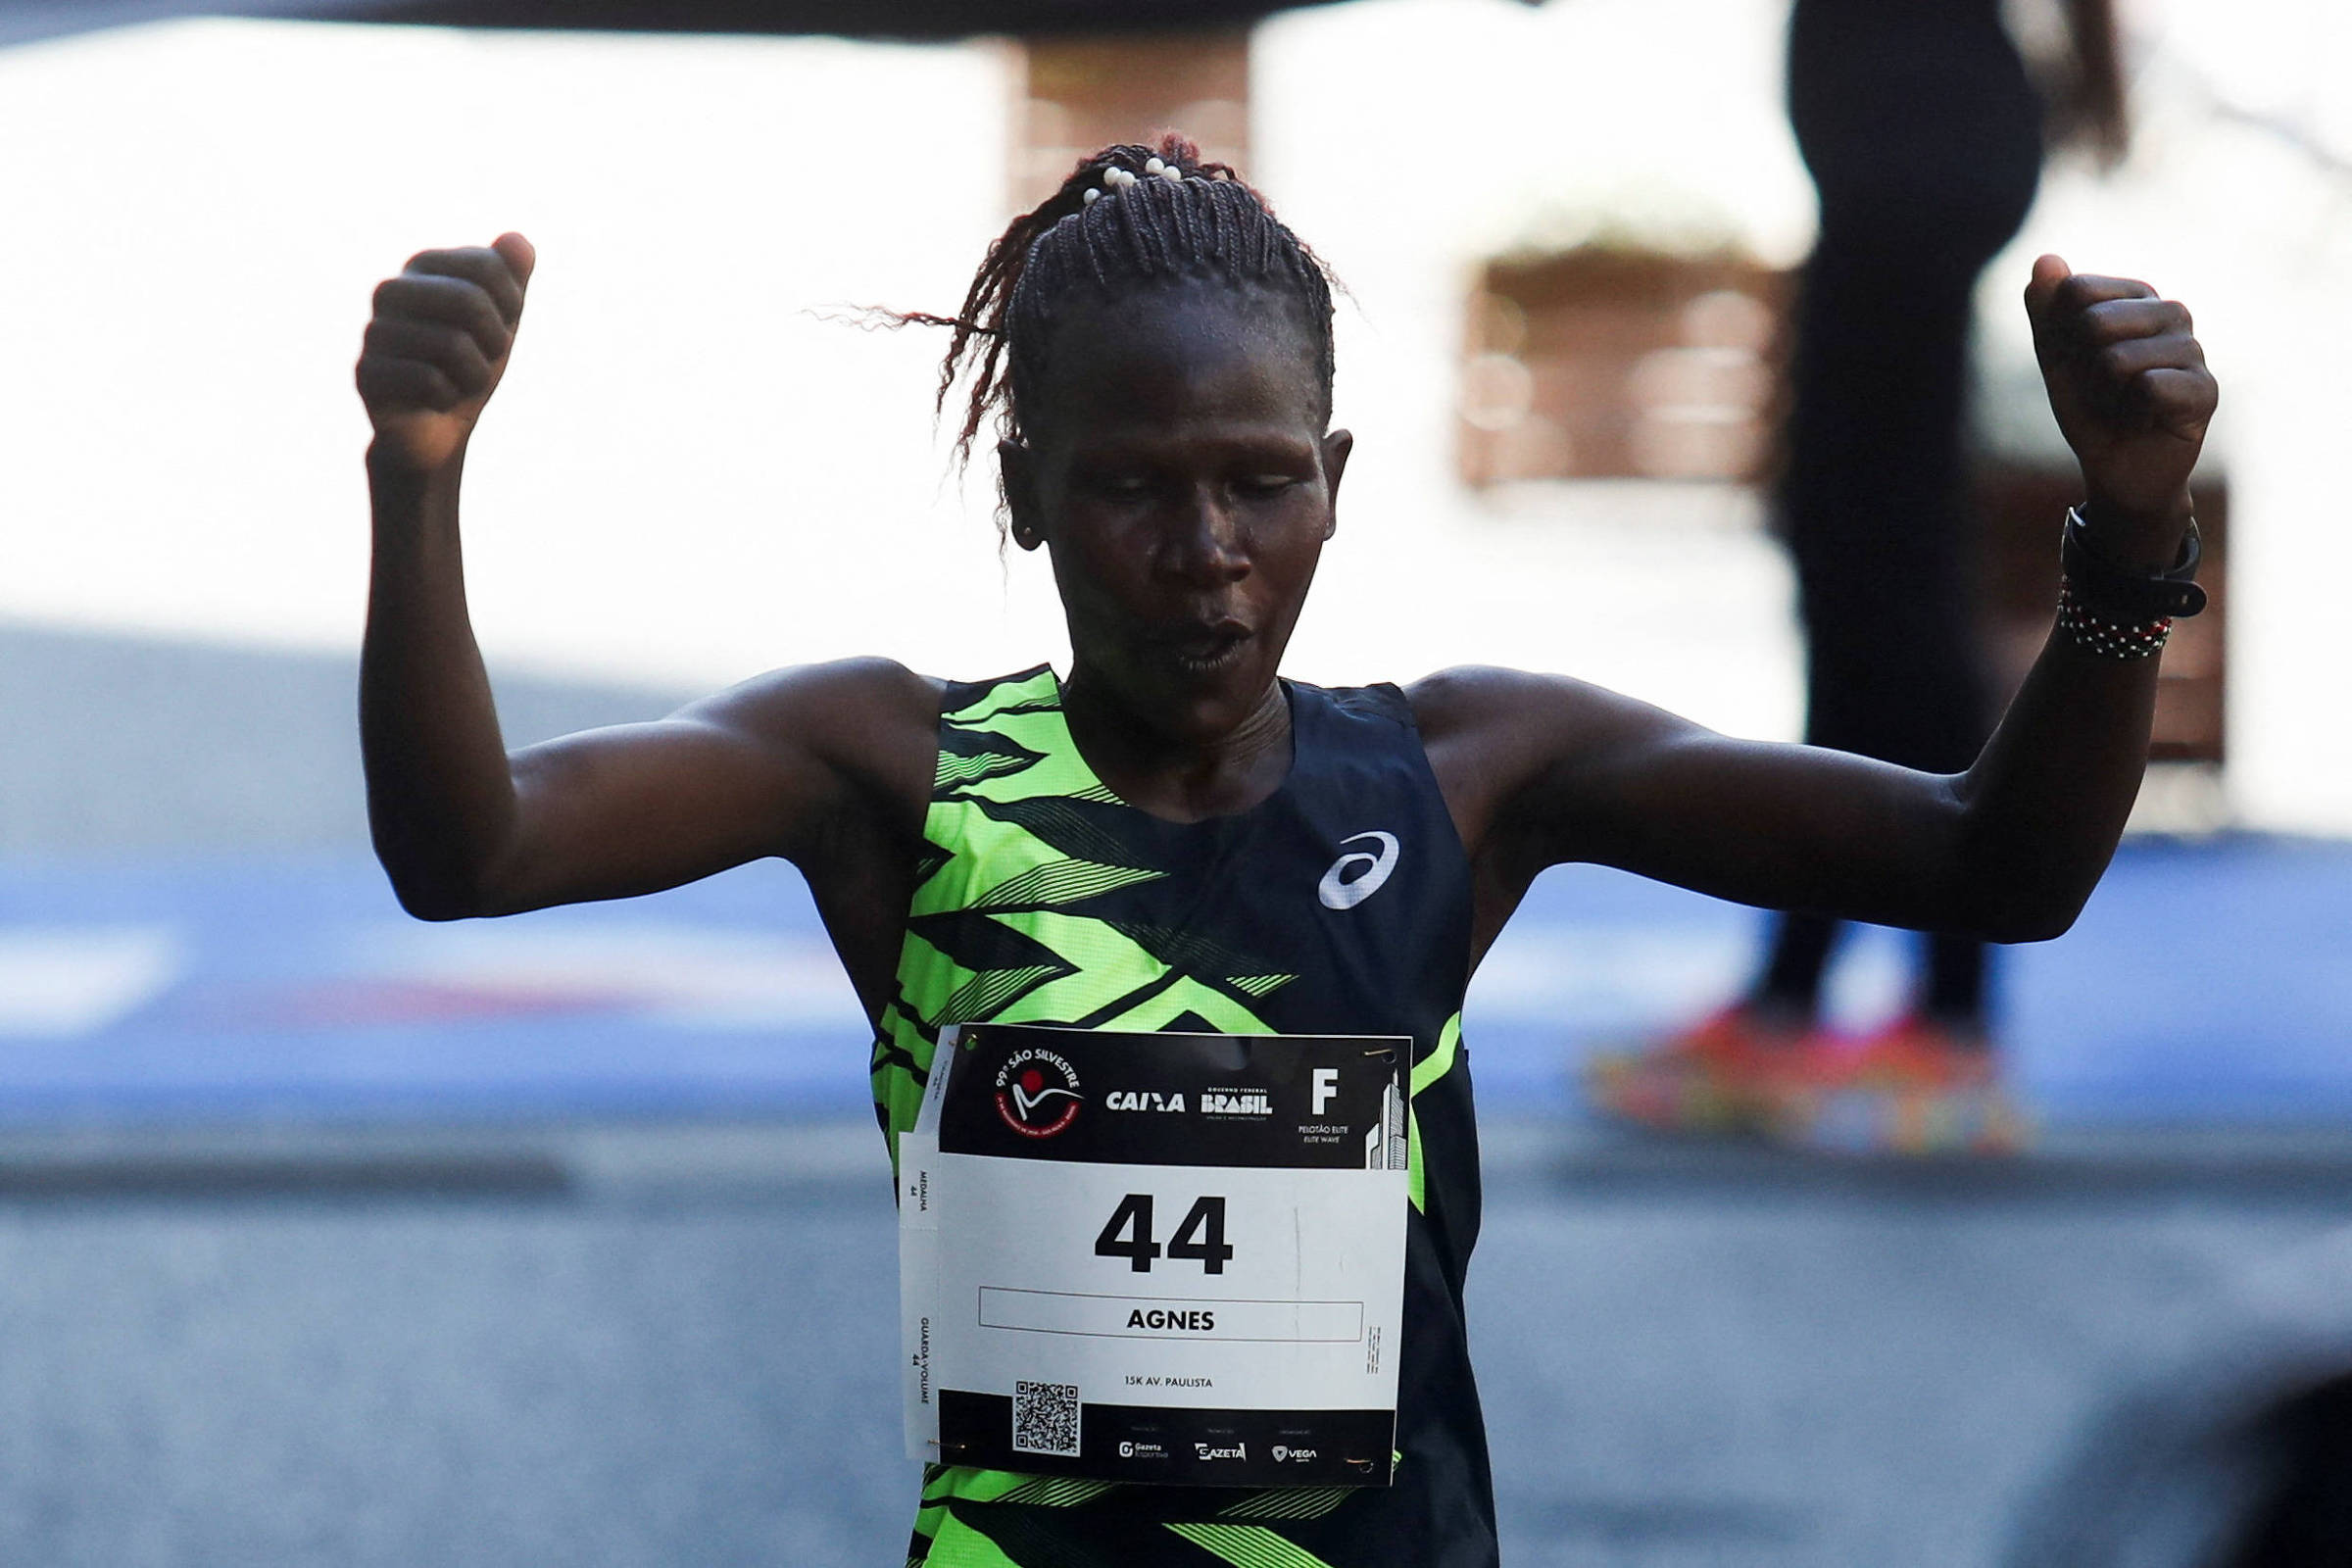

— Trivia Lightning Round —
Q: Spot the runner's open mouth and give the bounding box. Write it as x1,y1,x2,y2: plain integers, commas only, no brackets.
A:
1156,622,1252,672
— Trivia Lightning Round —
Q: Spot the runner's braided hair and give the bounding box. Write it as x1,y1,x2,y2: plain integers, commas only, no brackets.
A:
907,133,1338,471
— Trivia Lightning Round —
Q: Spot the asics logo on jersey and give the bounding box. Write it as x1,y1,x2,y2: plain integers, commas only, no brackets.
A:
1317,831,1399,910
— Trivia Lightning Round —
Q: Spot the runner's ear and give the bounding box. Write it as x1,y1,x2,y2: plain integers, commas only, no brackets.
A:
1320,428,1352,540
999,439,1045,551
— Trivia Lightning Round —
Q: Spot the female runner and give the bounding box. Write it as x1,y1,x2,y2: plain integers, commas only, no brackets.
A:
355,136,2216,1568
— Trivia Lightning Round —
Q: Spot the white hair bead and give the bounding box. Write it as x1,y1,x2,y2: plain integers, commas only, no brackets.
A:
1082,187,1102,204
1158,165,1183,183
1144,157,1165,175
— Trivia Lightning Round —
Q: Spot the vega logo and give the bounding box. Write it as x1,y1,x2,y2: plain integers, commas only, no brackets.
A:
993,1047,1082,1139
1317,831,1398,910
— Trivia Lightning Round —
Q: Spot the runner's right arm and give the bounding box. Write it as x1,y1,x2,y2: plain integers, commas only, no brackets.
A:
355,236,936,921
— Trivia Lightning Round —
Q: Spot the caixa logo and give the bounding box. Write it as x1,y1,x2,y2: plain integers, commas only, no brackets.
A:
993,1046,1082,1138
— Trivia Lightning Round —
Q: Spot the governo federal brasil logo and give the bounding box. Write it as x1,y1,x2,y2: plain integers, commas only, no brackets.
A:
994,1045,1083,1138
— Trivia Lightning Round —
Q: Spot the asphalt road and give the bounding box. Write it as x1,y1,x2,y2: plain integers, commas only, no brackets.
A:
5,1117,2349,1568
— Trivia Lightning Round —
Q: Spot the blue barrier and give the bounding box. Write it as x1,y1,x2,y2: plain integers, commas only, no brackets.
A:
0,838,2344,1124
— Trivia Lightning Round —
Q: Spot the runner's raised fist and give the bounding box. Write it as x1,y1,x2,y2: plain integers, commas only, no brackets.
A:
357,232,535,472
2024,254,2216,540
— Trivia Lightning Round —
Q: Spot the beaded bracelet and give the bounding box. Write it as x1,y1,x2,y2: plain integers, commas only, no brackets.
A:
2058,573,2173,659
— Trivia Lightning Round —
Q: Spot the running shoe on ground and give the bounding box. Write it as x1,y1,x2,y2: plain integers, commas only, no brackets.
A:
1585,1005,1836,1137
1767,1013,2029,1155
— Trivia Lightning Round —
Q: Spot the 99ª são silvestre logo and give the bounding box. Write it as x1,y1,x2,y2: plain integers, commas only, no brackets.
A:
994,1046,1082,1138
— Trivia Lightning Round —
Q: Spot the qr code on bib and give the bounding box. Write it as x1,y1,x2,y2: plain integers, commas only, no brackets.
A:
1012,1381,1081,1457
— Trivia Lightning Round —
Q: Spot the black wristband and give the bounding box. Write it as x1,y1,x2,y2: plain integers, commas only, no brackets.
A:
2061,506,2207,620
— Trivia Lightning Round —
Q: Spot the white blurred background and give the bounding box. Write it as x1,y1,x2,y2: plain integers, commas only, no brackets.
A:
6,0,2348,829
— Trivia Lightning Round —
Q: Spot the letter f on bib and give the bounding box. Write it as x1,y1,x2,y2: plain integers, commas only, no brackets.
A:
1312,1067,1339,1116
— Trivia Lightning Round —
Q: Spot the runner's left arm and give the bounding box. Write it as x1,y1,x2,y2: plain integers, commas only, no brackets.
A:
1417,257,2215,944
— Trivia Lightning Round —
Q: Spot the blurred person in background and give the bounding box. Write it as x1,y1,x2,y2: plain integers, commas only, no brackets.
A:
2006,1229,2352,1568
1592,0,2132,1155
354,132,2208,1565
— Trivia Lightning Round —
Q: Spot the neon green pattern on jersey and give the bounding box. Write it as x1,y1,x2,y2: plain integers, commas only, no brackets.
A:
871,668,1292,1177
876,669,1298,1566
1165,1523,1344,1568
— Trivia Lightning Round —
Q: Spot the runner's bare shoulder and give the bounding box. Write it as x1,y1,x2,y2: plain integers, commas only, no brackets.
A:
668,657,945,811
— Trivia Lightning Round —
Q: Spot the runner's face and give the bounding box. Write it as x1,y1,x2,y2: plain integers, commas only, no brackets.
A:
1004,283,1350,744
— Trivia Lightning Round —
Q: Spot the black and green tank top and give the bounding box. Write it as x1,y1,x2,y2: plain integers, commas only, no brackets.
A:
870,666,1495,1568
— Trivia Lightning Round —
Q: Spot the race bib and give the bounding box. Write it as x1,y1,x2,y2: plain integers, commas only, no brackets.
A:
900,1022,1409,1488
